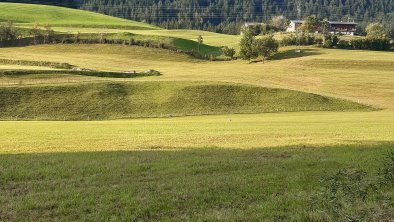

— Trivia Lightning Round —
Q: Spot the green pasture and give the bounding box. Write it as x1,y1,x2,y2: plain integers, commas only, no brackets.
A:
1,111,393,154
0,3,158,29
0,3,393,220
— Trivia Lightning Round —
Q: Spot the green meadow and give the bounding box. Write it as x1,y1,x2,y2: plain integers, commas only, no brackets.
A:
0,3,158,29
1,111,393,154
0,3,393,221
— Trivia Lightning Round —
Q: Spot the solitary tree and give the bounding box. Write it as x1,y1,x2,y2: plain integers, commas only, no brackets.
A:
366,23,387,39
197,35,203,52
239,28,258,63
301,16,321,33
253,35,279,63
321,19,330,43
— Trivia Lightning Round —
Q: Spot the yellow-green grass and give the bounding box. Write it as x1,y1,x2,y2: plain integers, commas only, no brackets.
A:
0,81,372,121
0,64,55,70
1,143,392,221
0,111,393,154
0,44,392,110
0,74,107,86
0,3,158,30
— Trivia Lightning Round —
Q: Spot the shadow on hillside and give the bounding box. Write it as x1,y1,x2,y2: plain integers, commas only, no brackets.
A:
270,48,323,61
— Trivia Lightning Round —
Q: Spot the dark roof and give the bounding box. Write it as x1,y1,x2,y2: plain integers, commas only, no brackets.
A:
329,21,357,25
290,20,304,23
290,20,357,25
244,22,264,26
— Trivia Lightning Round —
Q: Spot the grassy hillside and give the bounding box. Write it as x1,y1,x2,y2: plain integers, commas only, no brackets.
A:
0,81,372,120
1,44,392,109
0,3,159,29
90,32,222,57
48,27,242,48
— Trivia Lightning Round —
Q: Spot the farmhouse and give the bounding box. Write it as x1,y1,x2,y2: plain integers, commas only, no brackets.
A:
328,21,357,35
286,20,357,35
286,20,304,32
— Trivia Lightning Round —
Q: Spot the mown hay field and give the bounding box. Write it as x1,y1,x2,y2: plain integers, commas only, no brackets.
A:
0,44,393,109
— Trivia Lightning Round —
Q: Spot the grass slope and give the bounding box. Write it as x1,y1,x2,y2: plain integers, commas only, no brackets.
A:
92,32,222,57
48,27,241,48
0,82,372,120
0,143,393,221
1,45,392,109
0,3,158,29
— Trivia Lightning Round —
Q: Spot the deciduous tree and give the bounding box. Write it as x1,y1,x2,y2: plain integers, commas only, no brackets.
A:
366,23,387,39
253,35,279,63
301,16,321,33
239,28,258,63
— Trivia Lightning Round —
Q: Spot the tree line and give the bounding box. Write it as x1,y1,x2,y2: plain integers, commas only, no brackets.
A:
79,0,393,36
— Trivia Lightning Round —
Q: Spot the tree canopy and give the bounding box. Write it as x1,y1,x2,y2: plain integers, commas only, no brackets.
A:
80,0,393,35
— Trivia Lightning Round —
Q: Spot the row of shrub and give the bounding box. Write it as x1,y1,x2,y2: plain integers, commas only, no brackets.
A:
0,69,161,78
280,33,322,46
322,36,392,51
342,38,391,51
280,33,393,51
0,31,218,60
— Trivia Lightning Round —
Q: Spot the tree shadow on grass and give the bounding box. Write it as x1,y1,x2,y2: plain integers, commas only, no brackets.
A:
270,48,323,61
0,142,392,221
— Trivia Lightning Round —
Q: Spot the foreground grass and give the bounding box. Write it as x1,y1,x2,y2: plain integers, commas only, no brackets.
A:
0,143,392,221
0,111,393,153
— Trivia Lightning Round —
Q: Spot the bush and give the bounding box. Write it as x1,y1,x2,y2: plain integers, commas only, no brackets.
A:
280,33,297,46
280,33,320,46
312,151,394,221
253,34,279,63
350,38,391,51
322,34,339,48
221,46,236,59
313,168,379,221
0,21,19,42
336,39,350,49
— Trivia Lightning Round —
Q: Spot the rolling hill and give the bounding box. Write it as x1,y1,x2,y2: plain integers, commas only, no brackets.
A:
0,2,394,221
0,2,159,29
0,82,373,120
